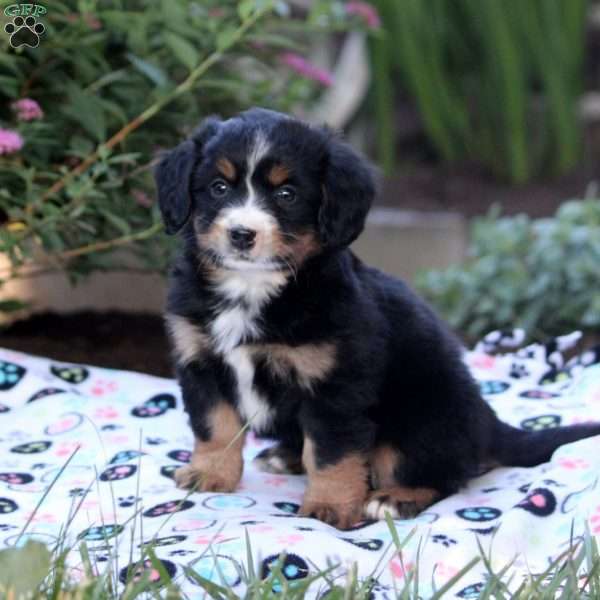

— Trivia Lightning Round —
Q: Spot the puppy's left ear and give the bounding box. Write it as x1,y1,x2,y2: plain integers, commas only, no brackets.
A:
154,116,221,234
319,138,376,249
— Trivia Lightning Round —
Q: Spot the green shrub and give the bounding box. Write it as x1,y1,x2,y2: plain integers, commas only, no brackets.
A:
370,0,586,182
417,200,600,341
0,0,360,305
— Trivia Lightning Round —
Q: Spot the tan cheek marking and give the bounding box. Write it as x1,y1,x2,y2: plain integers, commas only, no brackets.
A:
216,157,236,181
196,219,228,253
273,231,321,267
175,403,245,492
371,445,404,489
165,314,211,365
267,164,291,186
252,343,336,390
302,438,368,508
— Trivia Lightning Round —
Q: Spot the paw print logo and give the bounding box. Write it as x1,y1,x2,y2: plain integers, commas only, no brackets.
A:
131,393,176,418
0,498,18,514
0,361,26,391
119,558,176,586
118,495,139,508
479,380,510,395
520,414,561,431
50,365,89,384
510,363,530,379
99,464,137,482
142,499,194,518
0,472,34,485
167,449,191,463
4,16,45,49
456,506,501,522
432,534,457,548
78,524,123,542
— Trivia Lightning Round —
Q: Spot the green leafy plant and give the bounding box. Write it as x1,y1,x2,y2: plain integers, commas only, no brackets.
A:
0,0,360,308
417,199,600,341
370,0,586,182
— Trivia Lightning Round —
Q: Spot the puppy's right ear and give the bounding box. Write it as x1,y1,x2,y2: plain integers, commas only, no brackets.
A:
154,117,221,234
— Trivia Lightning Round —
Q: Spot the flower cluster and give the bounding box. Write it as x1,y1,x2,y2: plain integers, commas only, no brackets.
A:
279,52,333,87
0,129,24,156
345,1,381,29
11,98,44,121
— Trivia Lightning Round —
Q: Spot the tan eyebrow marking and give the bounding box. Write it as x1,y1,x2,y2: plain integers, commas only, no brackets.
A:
216,157,237,181
267,163,291,186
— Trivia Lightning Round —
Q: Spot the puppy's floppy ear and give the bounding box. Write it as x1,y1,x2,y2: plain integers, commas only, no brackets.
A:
319,137,376,249
154,116,221,234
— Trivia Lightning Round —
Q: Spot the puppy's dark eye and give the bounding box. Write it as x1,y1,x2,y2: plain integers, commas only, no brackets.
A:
210,179,229,198
274,186,296,204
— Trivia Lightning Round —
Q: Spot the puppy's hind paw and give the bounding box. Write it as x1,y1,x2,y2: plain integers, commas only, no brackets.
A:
253,444,304,475
299,499,363,530
364,487,438,521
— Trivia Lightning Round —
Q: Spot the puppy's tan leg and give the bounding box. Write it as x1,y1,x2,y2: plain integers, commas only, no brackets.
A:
364,486,439,520
298,438,368,529
175,403,245,493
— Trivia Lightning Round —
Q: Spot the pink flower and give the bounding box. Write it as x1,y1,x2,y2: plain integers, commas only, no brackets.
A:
279,52,333,87
345,1,381,29
11,98,43,121
132,189,154,208
0,129,23,155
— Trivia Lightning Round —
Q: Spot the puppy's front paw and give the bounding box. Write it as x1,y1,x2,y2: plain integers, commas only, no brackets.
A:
299,498,363,529
174,454,242,493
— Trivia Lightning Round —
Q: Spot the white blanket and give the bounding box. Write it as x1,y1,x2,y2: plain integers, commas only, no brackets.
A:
0,332,599,597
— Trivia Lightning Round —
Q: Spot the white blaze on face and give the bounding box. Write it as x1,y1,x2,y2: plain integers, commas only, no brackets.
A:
211,131,278,262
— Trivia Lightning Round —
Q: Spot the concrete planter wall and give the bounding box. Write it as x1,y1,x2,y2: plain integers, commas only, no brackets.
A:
0,208,467,326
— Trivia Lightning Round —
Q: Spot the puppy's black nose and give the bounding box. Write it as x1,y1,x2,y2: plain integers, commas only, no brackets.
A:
229,227,256,250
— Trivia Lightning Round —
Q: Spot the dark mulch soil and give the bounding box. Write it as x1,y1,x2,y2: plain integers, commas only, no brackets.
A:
0,311,172,378
378,164,594,218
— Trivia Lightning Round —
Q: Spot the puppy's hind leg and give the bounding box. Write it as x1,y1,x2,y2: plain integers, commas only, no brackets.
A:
366,445,439,520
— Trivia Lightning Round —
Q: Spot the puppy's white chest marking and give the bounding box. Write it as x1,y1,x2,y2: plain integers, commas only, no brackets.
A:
209,267,286,430
224,346,273,432
209,269,286,354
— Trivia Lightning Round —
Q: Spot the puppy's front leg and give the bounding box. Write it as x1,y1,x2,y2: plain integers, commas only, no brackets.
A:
299,401,374,529
174,363,245,493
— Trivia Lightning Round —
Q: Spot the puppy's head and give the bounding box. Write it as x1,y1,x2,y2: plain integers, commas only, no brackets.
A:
155,108,375,272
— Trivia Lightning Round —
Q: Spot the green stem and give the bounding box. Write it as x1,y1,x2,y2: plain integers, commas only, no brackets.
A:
39,6,271,203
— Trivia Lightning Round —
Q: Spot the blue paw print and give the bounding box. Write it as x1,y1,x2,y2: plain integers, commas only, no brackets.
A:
479,380,510,395
0,361,25,391
456,506,501,522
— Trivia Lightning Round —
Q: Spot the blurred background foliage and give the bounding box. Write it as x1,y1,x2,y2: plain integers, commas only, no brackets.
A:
0,0,599,344
417,199,600,341
370,0,587,182
0,0,363,294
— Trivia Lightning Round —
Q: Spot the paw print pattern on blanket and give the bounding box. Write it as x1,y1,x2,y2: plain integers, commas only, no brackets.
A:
0,361,26,391
1,335,600,597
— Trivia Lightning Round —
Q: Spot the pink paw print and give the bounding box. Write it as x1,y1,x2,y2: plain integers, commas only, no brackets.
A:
558,457,590,470
590,505,600,534
434,561,459,582
194,533,229,545
389,552,414,580
55,441,81,458
276,533,303,545
469,354,496,370
264,475,288,487
90,379,118,397
24,511,57,524
94,406,119,419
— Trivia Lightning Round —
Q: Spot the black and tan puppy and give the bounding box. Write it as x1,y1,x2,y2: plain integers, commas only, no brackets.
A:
155,108,600,529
